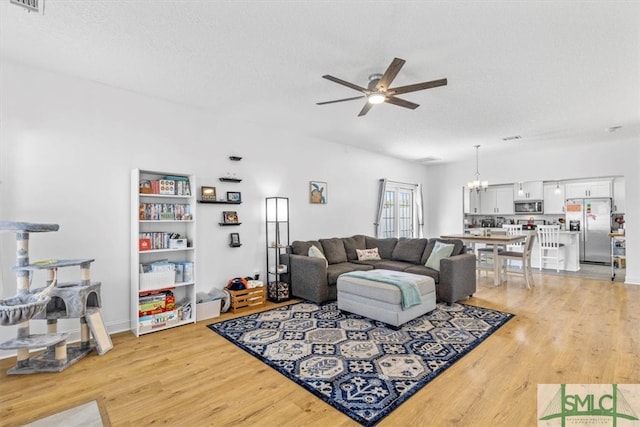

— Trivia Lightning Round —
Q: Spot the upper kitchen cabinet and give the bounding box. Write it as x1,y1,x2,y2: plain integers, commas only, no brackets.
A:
543,182,565,214
464,187,481,214
513,181,543,201
565,180,612,199
480,185,514,215
613,177,625,213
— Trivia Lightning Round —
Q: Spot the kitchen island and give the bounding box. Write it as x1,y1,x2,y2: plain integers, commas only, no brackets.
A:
530,230,580,272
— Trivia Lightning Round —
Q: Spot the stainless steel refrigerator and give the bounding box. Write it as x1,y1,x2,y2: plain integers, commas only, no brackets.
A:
565,198,612,264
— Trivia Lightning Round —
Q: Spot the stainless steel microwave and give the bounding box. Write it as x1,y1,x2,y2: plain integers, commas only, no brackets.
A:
514,200,543,214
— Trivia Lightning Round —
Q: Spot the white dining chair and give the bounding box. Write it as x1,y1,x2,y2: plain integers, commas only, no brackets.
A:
499,231,536,288
537,225,565,272
502,224,524,250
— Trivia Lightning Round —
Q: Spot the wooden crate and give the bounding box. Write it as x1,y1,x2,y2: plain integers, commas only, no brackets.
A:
228,287,266,313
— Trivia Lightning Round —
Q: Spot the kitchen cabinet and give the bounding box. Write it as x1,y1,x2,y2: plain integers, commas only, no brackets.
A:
464,188,481,214
513,181,543,201
565,180,612,199
613,177,625,213
543,183,565,214
480,186,514,214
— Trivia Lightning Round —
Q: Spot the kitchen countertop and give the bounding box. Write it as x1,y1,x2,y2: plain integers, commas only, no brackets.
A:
464,228,578,234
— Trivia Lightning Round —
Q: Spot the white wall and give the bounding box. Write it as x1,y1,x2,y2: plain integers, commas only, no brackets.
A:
424,139,640,284
0,62,428,357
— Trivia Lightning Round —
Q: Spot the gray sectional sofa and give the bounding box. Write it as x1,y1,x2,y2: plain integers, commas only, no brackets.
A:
280,235,476,304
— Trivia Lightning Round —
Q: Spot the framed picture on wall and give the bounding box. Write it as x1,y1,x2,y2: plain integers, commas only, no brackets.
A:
223,211,239,224
227,191,241,203
230,232,241,247
201,186,216,201
310,181,327,204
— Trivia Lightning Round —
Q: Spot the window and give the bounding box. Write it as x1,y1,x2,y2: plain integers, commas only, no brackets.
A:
376,180,423,238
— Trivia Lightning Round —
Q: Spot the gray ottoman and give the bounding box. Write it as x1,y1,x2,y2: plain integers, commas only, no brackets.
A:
337,269,436,327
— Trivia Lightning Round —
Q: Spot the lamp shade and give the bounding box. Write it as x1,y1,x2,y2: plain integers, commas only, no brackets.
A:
266,197,289,222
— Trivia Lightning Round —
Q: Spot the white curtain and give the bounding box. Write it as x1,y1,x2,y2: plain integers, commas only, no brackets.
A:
374,179,388,237
416,183,424,238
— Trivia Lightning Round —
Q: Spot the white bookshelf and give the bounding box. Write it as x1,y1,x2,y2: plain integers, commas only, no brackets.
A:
130,169,197,336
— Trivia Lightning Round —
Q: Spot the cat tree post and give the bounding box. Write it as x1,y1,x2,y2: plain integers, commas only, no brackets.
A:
15,231,31,368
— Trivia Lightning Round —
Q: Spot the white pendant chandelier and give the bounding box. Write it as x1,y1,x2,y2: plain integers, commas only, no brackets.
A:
468,145,488,192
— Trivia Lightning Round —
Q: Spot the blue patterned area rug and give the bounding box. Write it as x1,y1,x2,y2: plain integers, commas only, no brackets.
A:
208,301,513,426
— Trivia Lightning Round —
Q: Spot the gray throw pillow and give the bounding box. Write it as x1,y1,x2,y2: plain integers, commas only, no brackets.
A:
365,236,398,259
392,238,428,263
319,238,348,264
343,235,366,261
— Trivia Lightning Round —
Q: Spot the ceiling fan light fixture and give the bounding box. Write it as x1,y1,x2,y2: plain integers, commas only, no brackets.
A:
368,92,386,104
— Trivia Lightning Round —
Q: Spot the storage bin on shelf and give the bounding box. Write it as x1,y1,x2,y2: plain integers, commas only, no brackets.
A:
139,270,175,291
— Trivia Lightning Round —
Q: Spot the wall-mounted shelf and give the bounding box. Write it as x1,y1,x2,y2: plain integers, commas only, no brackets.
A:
219,178,242,183
198,200,241,204
219,223,242,226
229,156,242,161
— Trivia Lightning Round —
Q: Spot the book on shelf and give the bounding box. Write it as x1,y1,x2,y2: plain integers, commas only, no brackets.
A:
139,203,192,220
139,232,186,250
139,176,191,196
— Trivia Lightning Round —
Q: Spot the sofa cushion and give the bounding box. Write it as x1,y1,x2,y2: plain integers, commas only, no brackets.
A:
392,238,428,264
319,238,348,264
351,259,386,268
425,241,455,271
343,235,366,261
292,240,323,256
403,265,440,283
365,236,398,259
327,262,373,285
372,260,416,272
421,238,465,265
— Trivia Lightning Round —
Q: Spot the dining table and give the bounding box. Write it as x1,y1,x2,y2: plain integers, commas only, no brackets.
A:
440,233,527,286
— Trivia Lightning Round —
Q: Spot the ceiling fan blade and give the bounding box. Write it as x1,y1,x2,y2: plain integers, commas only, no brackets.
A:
316,95,366,105
389,78,448,95
322,75,369,93
358,102,374,117
384,96,419,110
376,58,406,91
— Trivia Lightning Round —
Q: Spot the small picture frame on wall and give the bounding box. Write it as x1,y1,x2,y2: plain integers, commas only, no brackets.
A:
230,232,241,247
201,186,217,201
227,191,241,203
310,181,327,204
223,211,239,224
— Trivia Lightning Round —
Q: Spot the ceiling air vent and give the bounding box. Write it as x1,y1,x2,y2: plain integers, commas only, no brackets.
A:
10,0,40,13
502,135,522,142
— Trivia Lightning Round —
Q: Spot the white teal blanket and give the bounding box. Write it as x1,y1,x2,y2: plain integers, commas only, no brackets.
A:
341,270,423,310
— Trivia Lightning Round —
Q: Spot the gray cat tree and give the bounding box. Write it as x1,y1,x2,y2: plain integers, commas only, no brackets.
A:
0,221,112,374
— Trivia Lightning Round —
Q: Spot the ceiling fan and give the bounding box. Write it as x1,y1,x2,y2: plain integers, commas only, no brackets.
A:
317,57,447,117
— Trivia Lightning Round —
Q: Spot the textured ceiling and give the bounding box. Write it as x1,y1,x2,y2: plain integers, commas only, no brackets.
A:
1,1,638,163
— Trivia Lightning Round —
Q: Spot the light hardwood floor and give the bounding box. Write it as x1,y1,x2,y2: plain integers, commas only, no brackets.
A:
1,272,639,427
